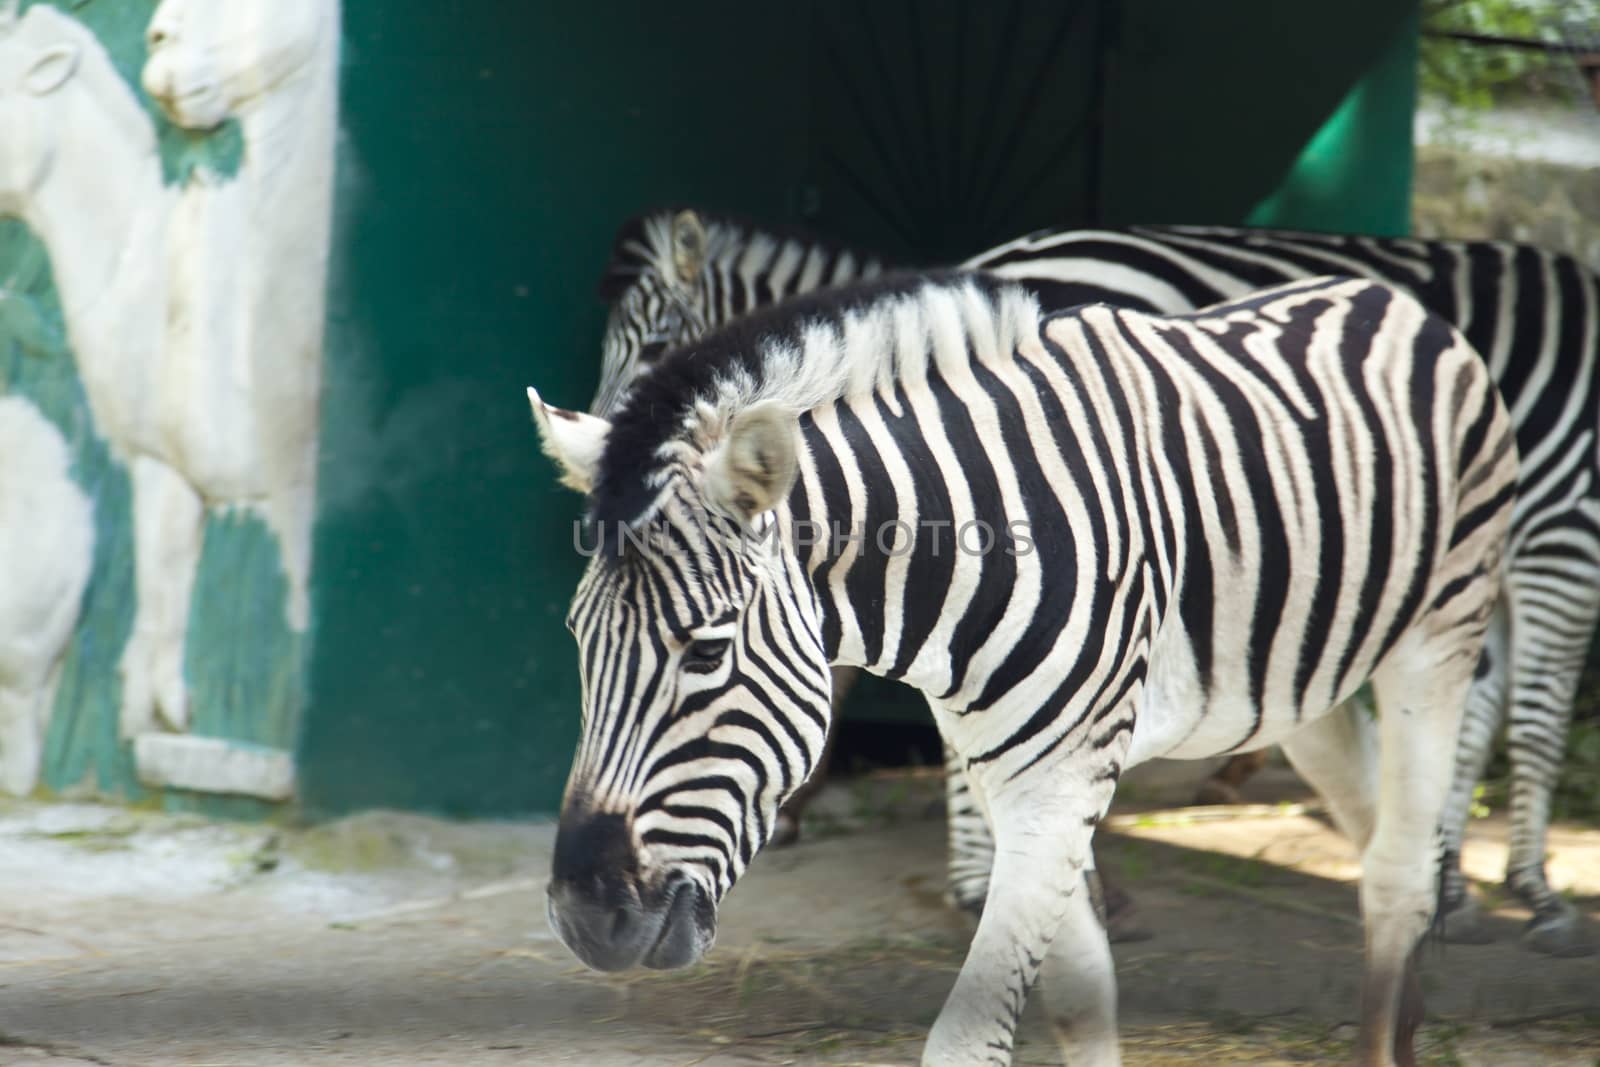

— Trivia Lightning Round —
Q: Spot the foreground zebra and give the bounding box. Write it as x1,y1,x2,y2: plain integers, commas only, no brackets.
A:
537,272,1516,1066
594,210,1600,955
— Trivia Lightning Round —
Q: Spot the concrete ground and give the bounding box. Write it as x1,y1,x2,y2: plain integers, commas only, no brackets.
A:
1,762,1597,1066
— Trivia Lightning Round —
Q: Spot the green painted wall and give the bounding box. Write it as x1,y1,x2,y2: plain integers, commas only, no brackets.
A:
299,2,1422,818
1101,1,1418,234
298,7,812,817
806,0,1420,258
1244,6,1421,235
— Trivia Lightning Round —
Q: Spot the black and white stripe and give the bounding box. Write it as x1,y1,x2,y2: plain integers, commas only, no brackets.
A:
592,209,884,416
593,212,1600,955
539,273,1517,1066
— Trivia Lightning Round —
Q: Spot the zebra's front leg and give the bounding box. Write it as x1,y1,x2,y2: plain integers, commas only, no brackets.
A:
942,736,1148,945
923,769,1120,1067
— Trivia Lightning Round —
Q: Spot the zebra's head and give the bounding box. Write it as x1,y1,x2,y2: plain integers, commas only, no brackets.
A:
592,209,712,416
530,386,830,972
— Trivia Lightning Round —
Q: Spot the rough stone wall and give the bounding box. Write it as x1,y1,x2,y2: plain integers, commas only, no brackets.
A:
1412,142,1600,271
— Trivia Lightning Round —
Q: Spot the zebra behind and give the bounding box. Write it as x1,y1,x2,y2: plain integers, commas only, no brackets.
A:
535,273,1517,1067
593,210,885,415
593,209,887,846
594,209,1600,956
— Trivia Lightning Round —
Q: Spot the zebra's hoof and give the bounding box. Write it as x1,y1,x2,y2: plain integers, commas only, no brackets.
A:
1105,905,1153,943
946,891,986,919
1086,871,1152,942
1437,894,1495,945
1522,905,1595,958
769,812,802,849
1193,778,1244,806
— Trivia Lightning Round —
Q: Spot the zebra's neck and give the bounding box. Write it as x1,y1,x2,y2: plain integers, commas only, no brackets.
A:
594,277,1044,532
761,298,1148,727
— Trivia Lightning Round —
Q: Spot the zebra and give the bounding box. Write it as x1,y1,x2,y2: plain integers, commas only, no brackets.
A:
592,209,1600,956
593,209,887,847
593,210,886,416
535,271,1517,1067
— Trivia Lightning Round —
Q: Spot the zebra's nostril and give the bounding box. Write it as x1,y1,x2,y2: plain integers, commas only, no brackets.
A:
609,906,630,942
552,811,637,887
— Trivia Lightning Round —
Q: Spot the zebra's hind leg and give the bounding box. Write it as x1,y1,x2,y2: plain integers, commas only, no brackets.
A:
1193,749,1270,805
1434,604,1509,945
1501,572,1600,956
1278,699,1379,851
1354,644,1481,1067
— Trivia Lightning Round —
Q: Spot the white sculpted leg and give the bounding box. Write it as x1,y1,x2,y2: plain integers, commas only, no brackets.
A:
120,456,204,737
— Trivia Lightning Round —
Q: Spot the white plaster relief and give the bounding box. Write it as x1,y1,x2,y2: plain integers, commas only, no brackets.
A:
0,396,93,796
142,0,339,640
133,733,295,801
0,6,177,740
0,3,339,745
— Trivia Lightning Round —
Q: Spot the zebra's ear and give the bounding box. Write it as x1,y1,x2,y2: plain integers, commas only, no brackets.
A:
704,402,800,528
528,387,609,494
671,210,707,288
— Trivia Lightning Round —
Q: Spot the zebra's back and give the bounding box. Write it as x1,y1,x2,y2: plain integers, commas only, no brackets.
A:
972,226,1598,501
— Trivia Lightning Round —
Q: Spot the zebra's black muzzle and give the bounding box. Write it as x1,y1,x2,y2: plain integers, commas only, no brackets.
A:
547,811,716,971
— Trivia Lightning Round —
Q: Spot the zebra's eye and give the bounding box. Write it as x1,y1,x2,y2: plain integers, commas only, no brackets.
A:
639,340,669,363
682,638,731,672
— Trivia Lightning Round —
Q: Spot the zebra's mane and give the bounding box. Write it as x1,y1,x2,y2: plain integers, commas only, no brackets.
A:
596,208,887,301
589,271,1041,532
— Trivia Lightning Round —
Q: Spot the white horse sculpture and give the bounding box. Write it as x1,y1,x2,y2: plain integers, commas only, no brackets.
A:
0,3,337,741
142,0,339,641
0,5,184,739
0,395,93,796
